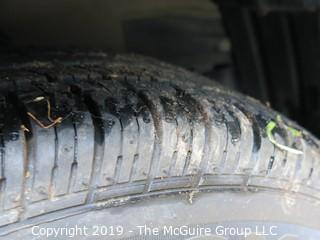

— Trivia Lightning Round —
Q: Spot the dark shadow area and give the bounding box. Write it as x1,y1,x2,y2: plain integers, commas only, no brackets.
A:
0,0,319,136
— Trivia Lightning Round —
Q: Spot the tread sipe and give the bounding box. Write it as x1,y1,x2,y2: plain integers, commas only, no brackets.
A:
0,52,319,232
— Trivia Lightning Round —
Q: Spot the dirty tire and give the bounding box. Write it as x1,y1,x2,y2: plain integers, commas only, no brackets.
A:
0,52,320,238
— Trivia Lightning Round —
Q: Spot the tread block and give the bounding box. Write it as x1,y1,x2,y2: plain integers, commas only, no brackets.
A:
53,120,75,197
30,126,56,202
99,113,122,187
72,112,94,192
2,130,25,210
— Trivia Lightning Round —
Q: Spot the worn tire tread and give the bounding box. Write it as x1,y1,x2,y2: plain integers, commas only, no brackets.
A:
0,52,319,231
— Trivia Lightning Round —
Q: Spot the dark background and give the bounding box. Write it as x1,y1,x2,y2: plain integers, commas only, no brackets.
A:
0,0,319,137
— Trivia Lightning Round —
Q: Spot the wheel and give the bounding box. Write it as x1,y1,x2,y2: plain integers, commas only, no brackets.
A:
0,52,319,239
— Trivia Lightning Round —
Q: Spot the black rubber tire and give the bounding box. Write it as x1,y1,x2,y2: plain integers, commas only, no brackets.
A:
0,52,319,237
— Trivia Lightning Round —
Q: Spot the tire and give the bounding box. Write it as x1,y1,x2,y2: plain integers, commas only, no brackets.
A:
0,52,319,239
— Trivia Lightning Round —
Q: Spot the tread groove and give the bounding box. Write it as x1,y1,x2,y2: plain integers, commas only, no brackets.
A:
114,156,123,184
0,131,5,209
83,92,105,203
69,119,79,193
129,117,141,182
49,126,58,199
115,118,124,184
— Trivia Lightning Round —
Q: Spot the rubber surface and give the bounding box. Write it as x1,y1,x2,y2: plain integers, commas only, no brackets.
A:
6,191,320,239
0,52,319,232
